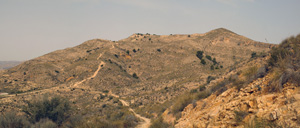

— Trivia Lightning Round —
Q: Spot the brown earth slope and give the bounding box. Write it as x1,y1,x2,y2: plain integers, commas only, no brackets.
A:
0,28,273,127
172,34,300,128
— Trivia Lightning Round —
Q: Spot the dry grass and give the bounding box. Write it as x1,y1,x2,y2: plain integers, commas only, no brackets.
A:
266,34,300,92
246,117,283,128
0,112,30,128
75,107,138,128
234,110,248,124
149,116,172,128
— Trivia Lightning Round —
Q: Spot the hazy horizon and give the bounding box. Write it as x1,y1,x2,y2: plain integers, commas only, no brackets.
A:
1,0,300,61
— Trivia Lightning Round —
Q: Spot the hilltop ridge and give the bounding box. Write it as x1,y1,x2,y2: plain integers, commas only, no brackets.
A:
0,28,274,127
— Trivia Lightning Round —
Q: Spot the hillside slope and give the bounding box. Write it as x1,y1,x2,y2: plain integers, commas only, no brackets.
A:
0,28,273,127
173,34,300,128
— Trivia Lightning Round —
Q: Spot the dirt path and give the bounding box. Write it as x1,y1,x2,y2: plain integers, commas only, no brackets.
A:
133,110,151,128
4,53,105,97
73,53,104,87
97,53,103,60
73,62,105,87
3,45,151,128
75,46,151,128
119,99,151,128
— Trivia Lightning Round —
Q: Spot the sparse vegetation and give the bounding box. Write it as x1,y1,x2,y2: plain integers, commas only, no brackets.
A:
171,79,230,119
243,66,258,81
198,85,206,91
207,76,216,84
32,118,57,128
114,54,119,58
206,55,212,61
134,100,172,119
215,66,219,69
133,49,137,53
234,110,248,124
133,73,139,79
0,110,66,128
149,116,171,128
0,29,279,128
197,52,221,68
228,75,244,90
171,94,193,114
0,112,30,128
23,96,70,125
75,104,138,128
210,65,214,70
212,58,217,65
251,52,257,58
201,59,206,65
196,51,204,60
246,117,283,128
210,80,228,96
266,34,300,92
136,33,143,36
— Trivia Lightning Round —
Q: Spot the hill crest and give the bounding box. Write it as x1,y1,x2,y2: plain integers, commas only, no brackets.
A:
0,28,275,127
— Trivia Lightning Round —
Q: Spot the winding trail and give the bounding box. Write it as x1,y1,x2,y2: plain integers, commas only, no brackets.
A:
74,45,151,128
115,95,151,128
2,44,151,128
73,60,105,87
133,110,151,128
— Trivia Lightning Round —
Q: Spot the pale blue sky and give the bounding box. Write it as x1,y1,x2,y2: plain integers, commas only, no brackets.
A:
1,0,299,61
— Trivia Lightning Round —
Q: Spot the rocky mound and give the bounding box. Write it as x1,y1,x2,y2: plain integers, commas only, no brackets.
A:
173,34,300,128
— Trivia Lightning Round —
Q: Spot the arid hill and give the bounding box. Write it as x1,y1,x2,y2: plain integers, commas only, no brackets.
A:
161,34,300,128
0,28,274,127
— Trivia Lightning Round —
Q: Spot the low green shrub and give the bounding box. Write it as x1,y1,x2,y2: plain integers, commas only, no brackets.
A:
76,111,137,128
132,49,137,53
243,66,258,81
0,112,30,128
206,55,212,61
212,58,217,65
196,51,204,60
251,52,257,58
198,85,206,91
133,73,139,79
32,118,57,128
266,34,300,92
171,94,193,114
23,96,70,125
207,76,215,84
149,116,171,128
201,59,206,65
210,65,214,70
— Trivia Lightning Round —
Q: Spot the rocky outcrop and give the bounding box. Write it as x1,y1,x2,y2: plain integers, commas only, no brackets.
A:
175,74,300,128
